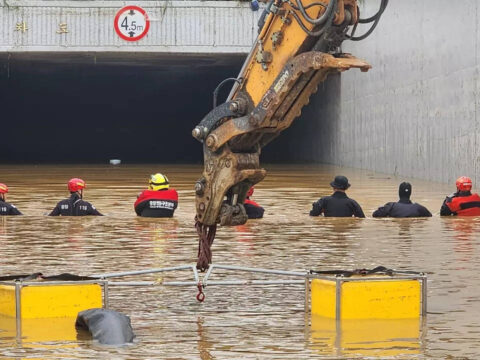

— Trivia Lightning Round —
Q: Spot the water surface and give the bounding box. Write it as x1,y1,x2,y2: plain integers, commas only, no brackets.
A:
0,164,479,359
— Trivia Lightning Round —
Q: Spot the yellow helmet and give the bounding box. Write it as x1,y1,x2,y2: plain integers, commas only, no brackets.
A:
149,173,170,191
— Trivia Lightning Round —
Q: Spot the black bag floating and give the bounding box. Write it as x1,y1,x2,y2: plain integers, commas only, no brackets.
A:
75,308,135,345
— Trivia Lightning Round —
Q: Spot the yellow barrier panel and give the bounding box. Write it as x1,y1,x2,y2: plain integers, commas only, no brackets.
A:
0,285,16,317
311,275,423,319
0,282,103,318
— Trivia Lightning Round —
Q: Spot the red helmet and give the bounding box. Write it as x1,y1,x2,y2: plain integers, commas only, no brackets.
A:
0,183,8,194
456,176,472,192
246,186,254,197
68,178,86,192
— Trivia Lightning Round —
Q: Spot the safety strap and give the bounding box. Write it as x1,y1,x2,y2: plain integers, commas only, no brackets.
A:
309,266,423,277
0,273,98,282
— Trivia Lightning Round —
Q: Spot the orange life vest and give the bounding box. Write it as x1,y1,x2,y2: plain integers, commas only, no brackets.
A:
446,193,480,216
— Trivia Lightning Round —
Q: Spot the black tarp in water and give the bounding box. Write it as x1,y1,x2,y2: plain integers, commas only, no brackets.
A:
76,308,135,345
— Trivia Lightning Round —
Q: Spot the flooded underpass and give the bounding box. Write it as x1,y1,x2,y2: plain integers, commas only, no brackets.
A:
0,164,479,359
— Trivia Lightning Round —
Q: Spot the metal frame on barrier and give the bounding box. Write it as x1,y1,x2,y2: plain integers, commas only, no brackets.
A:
92,264,307,288
0,279,108,342
304,272,428,317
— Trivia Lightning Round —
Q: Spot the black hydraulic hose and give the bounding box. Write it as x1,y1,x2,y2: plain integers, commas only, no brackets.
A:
290,0,336,37
358,0,388,23
288,1,326,11
347,0,388,41
258,0,274,34
295,0,335,25
213,77,242,108
290,10,327,37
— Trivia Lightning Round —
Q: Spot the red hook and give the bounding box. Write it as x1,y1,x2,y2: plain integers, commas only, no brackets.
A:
196,282,205,302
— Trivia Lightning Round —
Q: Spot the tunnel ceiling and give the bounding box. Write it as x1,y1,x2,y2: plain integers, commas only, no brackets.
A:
0,52,317,164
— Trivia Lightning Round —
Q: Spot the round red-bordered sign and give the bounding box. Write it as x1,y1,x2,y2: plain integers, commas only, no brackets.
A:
114,6,150,42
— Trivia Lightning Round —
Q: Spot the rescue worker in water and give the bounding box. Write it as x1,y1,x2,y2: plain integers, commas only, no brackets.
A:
0,183,22,215
309,175,365,218
244,186,264,219
134,173,178,217
440,176,480,216
373,182,432,218
49,178,103,216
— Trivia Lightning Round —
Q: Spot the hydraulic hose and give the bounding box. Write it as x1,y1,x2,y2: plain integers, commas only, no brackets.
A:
294,0,335,25
358,0,388,23
347,0,388,41
290,0,336,37
257,0,274,34
287,1,326,11
213,77,242,108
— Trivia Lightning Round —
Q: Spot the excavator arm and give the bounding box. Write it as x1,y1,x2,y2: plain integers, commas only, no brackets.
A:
193,0,388,270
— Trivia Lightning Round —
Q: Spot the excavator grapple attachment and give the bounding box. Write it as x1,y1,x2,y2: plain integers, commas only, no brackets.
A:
193,0,388,270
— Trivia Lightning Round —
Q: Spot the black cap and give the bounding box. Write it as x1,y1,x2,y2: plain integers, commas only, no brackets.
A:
399,182,412,199
330,175,351,190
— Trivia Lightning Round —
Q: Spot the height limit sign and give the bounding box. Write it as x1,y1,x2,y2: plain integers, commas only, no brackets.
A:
114,6,150,42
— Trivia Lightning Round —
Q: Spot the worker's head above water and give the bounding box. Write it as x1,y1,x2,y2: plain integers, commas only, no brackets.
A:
399,182,412,200
149,173,170,191
0,183,8,201
456,176,472,193
68,178,86,197
330,175,350,191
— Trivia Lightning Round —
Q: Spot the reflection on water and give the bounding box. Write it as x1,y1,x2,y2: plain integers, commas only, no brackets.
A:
0,164,479,358
310,316,422,357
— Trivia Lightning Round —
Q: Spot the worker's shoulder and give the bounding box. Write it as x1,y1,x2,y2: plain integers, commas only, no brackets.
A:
78,199,96,207
2,201,16,208
347,196,362,204
380,201,396,207
56,198,69,205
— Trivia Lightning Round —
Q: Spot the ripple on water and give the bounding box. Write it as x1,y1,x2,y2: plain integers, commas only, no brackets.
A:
0,164,479,358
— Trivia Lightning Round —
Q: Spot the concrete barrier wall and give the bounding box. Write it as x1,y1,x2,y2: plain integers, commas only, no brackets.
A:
0,0,260,53
304,0,480,185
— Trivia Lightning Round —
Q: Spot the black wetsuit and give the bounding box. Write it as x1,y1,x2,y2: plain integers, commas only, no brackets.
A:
49,193,103,216
310,191,365,218
244,199,264,219
372,199,432,218
0,200,22,215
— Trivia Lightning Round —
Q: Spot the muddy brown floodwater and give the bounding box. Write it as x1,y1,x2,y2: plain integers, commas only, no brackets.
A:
0,164,480,359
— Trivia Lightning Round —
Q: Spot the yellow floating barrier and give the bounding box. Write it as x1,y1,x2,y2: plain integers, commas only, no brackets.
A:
307,268,427,319
0,280,106,319
306,268,426,357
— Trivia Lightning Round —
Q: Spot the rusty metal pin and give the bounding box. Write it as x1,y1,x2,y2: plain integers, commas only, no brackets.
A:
192,127,202,139
229,102,238,112
206,135,216,148
195,181,205,195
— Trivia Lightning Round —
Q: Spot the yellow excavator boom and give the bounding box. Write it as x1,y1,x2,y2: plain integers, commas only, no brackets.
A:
192,0,388,270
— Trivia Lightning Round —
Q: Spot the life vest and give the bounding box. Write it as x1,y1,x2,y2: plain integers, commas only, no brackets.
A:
446,193,480,216
244,198,261,208
134,189,178,208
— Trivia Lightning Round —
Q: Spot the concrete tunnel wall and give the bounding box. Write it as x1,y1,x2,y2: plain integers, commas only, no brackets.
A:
296,0,480,185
